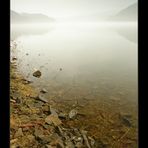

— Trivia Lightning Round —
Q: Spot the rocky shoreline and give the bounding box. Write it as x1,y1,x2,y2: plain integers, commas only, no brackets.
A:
10,59,97,148
10,55,138,148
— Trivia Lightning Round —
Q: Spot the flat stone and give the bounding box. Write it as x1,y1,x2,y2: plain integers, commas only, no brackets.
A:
36,95,48,103
45,114,62,126
40,88,48,93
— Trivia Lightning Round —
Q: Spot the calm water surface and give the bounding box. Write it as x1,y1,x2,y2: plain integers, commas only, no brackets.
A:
11,22,137,103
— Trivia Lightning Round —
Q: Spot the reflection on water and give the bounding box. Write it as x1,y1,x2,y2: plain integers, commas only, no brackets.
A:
11,23,55,40
11,22,137,103
116,25,137,43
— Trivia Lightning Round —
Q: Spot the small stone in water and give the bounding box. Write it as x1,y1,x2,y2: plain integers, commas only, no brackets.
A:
40,88,48,93
36,95,48,103
69,109,78,119
33,70,41,78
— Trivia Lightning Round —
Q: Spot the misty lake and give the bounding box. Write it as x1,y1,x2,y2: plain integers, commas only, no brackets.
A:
11,22,137,104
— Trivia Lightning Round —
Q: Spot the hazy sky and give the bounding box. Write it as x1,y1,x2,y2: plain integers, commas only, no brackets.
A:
11,0,137,18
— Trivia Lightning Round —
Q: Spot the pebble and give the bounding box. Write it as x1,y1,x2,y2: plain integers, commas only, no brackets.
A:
69,109,78,119
33,70,42,78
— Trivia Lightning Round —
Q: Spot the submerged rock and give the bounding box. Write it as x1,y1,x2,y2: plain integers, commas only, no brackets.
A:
119,114,133,127
36,95,48,103
33,70,42,78
69,109,78,119
40,88,48,93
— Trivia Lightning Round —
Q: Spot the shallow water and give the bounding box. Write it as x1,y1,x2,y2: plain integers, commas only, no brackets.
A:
11,22,137,103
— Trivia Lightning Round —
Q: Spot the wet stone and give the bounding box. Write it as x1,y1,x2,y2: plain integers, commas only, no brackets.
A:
36,95,49,103
69,109,78,119
40,88,48,93
33,70,42,78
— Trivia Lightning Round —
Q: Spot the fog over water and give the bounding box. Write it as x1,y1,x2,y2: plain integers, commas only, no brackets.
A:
11,0,138,104
11,22,137,103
